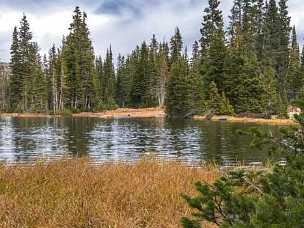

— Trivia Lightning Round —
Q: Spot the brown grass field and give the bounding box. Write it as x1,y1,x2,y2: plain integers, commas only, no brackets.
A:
0,159,219,228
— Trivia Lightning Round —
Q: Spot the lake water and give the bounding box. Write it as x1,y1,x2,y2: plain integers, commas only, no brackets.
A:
0,117,281,166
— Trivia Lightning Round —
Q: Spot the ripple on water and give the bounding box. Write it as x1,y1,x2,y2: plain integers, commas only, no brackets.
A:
0,117,280,166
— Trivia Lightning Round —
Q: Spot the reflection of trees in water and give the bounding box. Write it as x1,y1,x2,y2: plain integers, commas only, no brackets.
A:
195,121,274,166
10,118,48,162
62,118,98,157
165,119,199,160
117,118,166,156
0,117,280,165
165,120,276,166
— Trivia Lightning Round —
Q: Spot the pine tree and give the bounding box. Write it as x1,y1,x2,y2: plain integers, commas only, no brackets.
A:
206,81,234,115
200,0,226,94
63,7,82,111
9,26,22,111
224,0,269,114
263,0,291,112
165,57,194,118
157,48,169,108
115,55,131,107
28,42,47,112
9,15,47,112
278,0,291,103
287,26,302,101
130,42,150,107
255,0,266,60
189,41,204,113
170,27,183,65
79,12,97,111
144,35,159,107
102,47,116,108
62,7,97,111
19,15,33,111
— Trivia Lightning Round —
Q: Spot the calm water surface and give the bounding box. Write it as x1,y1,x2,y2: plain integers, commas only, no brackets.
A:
0,117,281,165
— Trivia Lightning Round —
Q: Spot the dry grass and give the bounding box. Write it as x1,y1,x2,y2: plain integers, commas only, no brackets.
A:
0,159,219,228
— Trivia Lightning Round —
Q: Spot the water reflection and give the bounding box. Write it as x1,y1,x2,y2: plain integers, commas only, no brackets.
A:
0,117,280,165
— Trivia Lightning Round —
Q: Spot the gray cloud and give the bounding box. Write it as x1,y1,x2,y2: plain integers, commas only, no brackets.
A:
0,0,302,63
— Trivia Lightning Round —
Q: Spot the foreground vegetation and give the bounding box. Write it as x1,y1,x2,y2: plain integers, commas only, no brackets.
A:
0,159,219,227
182,103,304,227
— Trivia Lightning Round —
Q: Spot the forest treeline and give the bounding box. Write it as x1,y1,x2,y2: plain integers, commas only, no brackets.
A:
1,0,304,118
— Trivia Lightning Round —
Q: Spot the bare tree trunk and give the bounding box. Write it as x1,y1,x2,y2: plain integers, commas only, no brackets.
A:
52,69,57,114
59,59,64,111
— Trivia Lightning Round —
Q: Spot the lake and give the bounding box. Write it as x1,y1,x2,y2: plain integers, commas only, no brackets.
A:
0,117,281,166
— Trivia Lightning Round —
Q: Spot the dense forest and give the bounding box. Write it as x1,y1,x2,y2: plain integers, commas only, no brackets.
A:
1,0,304,118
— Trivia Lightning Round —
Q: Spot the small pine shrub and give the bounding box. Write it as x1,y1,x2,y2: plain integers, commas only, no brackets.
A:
181,107,304,227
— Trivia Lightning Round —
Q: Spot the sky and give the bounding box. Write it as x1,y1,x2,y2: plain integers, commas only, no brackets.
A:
0,0,303,62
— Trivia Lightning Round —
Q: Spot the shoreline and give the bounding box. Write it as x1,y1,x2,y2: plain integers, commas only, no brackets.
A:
0,108,297,125
193,115,297,126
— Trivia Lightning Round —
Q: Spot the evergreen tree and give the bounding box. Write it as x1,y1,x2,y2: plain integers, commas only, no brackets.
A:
115,55,131,107
28,42,47,112
200,0,226,94
166,57,194,118
9,26,22,111
95,56,103,104
157,48,169,108
287,26,302,100
102,47,116,108
62,7,96,111
9,15,47,112
189,41,204,113
170,27,183,65
278,0,291,102
130,42,154,107
255,0,266,60
19,15,33,111
144,35,159,107
263,0,291,112
224,0,269,114
206,81,234,115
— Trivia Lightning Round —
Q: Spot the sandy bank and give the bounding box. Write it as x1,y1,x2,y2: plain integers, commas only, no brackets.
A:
0,108,165,119
0,108,297,125
0,113,59,118
194,115,297,126
73,108,166,119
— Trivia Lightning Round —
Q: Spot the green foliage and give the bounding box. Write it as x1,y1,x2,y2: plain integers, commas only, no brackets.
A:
5,0,300,117
181,105,304,227
223,51,268,114
200,0,226,94
9,16,47,113
62,7,97,111
287,26,303,101
165,57,194,118
205,82,234,115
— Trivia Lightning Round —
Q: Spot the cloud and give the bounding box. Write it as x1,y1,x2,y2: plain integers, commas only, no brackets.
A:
0,0,302,63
